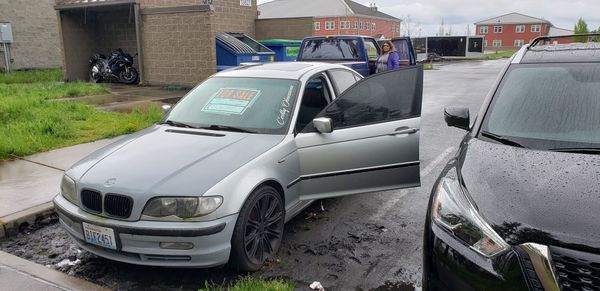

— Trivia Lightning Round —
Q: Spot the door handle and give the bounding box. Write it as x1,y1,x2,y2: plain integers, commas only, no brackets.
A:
388,127,419,136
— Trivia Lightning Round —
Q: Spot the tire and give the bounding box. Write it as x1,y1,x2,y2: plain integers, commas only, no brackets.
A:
89,63,104,83
119,67,139,84
229,185,285,272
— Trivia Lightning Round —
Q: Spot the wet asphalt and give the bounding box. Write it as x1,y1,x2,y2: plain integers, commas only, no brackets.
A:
0,59,509,291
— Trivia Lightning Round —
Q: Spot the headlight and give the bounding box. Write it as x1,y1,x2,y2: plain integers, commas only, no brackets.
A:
432,168,509,257
61,175,77,203
141,196,223,221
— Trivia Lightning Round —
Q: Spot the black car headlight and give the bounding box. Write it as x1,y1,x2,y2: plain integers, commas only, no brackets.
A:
432,168,509,257
61,175,77,203
141,196,223,221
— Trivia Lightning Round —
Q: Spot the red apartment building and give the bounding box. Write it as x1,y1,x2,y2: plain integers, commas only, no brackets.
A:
256,0,401,41
475,13,573,51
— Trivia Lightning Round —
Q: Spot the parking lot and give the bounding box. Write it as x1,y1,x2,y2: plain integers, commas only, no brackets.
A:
0,59,509,290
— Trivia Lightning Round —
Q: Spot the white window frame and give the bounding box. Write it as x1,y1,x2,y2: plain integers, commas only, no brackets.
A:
514,39,524,47
339,21,349,30
479,26,488,34
372,23,376,31
531,24,541,32
483,40,488,47
325,21,335,31
314,22,321,31
516,25,525,33
494,26,503,33
353,21,358,29
359,21,364,30
493,39,502,47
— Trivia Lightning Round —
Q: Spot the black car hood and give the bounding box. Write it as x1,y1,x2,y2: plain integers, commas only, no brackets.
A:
458,137,600,251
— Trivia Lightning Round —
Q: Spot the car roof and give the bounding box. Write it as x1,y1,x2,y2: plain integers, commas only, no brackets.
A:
515,41,600,64
213,62,353,80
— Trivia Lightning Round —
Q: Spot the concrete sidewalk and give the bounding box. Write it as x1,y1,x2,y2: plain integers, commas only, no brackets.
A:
0,251,108,291
0,138,119,238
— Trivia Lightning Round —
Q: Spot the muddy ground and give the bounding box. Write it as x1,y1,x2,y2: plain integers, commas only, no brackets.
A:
0,60,508,290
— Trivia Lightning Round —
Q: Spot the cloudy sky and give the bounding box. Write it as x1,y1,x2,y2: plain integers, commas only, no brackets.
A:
257,0,600,36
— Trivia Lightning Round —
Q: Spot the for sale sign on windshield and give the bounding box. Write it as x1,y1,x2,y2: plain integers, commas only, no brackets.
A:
202,88,261,115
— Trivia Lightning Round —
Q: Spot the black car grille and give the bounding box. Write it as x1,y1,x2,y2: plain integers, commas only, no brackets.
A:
104,194,133,218
550,246,600,291
81,190,102,213
80,190,133,219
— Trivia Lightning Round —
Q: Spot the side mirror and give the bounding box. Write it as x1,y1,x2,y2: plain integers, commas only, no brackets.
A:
313,117,333,134
444,107,470,130
162,104,172,115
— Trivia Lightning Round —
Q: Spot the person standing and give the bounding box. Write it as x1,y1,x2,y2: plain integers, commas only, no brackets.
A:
376,41,400,73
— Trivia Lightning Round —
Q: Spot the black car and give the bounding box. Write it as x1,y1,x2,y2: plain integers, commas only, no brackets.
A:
423,35,600,291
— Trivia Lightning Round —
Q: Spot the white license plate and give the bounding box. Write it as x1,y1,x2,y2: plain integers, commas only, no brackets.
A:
82,222,117,250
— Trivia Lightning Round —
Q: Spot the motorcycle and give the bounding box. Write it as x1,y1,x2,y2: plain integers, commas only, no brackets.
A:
89,48,139,84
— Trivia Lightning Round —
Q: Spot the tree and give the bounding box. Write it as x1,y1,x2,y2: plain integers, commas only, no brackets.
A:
573,18,589,42
593,27,600,42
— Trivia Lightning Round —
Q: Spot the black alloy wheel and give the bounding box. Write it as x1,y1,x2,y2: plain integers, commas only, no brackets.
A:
230,185,284,272
119,68,139,84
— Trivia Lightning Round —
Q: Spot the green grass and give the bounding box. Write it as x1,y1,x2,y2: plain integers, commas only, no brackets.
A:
482,50,517,60
199,277,294,291
0,68,63,84
0,70,162,160
423,63,434,70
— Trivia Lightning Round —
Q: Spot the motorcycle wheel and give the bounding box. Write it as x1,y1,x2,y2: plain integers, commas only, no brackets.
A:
90,63,104,83
120,68,139,84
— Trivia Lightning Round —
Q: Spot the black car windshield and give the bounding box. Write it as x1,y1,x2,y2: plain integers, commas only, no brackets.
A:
481,63,600,150
166,77,300,135
300,38,360,60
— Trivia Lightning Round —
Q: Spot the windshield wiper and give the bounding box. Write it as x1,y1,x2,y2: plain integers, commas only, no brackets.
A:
480,131,527,148
548,147,600,155
199,125,257,133
161,120,197,129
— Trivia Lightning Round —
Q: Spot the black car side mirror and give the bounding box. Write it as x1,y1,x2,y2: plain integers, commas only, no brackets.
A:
444,107,470,130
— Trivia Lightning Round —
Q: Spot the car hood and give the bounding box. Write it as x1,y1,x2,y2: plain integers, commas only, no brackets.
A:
69,125,284,200
458,138,600,251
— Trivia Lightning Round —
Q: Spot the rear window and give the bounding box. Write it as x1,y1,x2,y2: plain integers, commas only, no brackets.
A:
300,38,360,60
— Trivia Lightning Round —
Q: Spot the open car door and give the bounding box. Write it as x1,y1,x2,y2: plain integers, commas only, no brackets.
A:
294,66,423,200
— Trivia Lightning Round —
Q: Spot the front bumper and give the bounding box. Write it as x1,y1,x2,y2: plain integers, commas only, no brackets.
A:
423,222,530,291
53,194,238,267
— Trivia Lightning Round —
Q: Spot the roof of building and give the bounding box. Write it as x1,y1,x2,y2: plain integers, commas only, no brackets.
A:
548,27,574,37
475,12,551,25
258,0,399,21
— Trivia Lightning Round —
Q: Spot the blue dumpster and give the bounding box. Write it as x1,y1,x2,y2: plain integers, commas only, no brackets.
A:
216,32,275,71
259,39,302,62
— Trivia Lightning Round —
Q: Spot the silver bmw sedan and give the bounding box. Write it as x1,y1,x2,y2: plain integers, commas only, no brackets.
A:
54,62,423,271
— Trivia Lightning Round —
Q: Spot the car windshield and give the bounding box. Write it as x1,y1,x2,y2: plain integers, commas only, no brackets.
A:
481,63,600,150
166,77,300,135
300,38,360,60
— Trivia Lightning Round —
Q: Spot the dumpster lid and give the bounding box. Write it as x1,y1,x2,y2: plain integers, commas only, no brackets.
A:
216,32,273,54
259,39,302,45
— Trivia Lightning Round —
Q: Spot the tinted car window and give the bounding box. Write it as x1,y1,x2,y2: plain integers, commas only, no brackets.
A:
300,39,360,60
314,66,422,130
168,77,300,134
482,63,600,148
329,69,360,94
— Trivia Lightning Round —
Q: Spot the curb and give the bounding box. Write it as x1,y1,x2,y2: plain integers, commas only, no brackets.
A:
0,202,56,239
0,251,109,291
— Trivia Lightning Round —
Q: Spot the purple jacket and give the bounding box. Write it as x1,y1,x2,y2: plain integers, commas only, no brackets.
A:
387,51,400,70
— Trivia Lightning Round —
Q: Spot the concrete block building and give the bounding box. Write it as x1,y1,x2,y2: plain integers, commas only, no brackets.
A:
0,0,62,71
256,0,401,41
55,0,258,86
475,13,573,51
